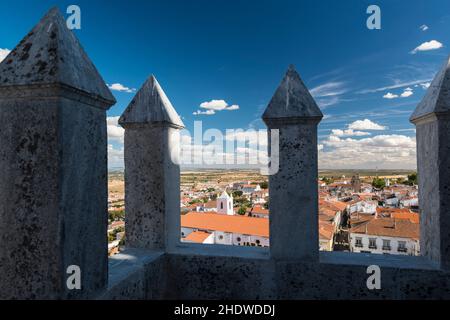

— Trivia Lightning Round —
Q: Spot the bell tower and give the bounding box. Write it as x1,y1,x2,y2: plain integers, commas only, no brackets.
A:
217,191,234,215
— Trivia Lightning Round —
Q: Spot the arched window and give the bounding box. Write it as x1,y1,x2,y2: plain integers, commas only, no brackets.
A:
221,202,223,209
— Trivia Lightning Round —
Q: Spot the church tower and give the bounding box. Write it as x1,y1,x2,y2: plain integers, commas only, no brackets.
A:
351,174,361,193
217,191,234,215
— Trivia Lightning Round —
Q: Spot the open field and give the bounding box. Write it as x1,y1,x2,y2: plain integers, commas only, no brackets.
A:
180,169,266,186
109,168,416,196
318,169,415,181
108,170,124,198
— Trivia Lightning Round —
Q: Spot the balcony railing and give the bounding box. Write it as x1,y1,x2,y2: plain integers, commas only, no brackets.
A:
382,246,392,251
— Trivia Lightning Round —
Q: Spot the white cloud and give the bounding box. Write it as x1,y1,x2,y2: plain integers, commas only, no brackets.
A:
0,48,11,63
195,99,240,115
225,130,268,147
420,24,429,31
179,142,268,168
383,92,398,99
226,105,240,111
317,96,341,108
107,116,125,143
310,81,347,98
348,119,386,131
411,40,443,54
382,88,414,99
108,144,124,168
319,134,416,169
358,79,433,94
200,99,228,111
420,82,431,89
193,109,216,116
107,83,136,93
331,129,371,137
400,87,413,98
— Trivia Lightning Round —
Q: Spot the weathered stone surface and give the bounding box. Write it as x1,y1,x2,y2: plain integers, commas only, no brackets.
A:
410,55,450,122
0,8,115,299
263,66,322,261
0,7,114,104
120,76,184,128
98,248,165,300
411,56,450,271
165,254,277,300
102,251,450,300
263,65,322,122
120,76,183,251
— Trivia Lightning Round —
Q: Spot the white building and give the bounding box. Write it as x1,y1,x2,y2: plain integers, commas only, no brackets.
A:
384,196,399,207
348,199,377,215
400,197,419,208
241,184,261,195
217,191,234,215
181,212,269,247
349,215,419,256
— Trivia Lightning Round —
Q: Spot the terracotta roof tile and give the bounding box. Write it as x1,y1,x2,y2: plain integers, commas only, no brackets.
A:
350,217,419,240
181,212,269,237
184,231,212,243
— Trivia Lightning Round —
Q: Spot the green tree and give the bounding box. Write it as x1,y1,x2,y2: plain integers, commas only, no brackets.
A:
407,173,418,185
372,177,386,189
237,206,247,215
108,233,116,242
232,190,243,198
260,181,268,189
108,209,125,223
189,198,202,205
322,177,333,185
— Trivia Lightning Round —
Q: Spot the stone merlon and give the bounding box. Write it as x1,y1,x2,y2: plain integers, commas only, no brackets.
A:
410,55,450,123
119,75,185,129
262,65,323,125
0,7,115,106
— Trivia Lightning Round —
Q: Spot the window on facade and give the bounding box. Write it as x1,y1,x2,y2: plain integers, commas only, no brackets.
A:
398,241,407,252
369,238,377,249
219,235,223,240
355,237,363,247
382,239,391,250
237,237,241,242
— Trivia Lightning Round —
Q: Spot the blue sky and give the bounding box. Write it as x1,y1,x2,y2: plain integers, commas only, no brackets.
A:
1,0,449,169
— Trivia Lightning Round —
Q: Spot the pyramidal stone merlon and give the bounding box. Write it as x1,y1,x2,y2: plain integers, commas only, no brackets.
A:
0,7,115,104
119,75,184,128
0,8,114,299
410,55,450,122
262,65,323,122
